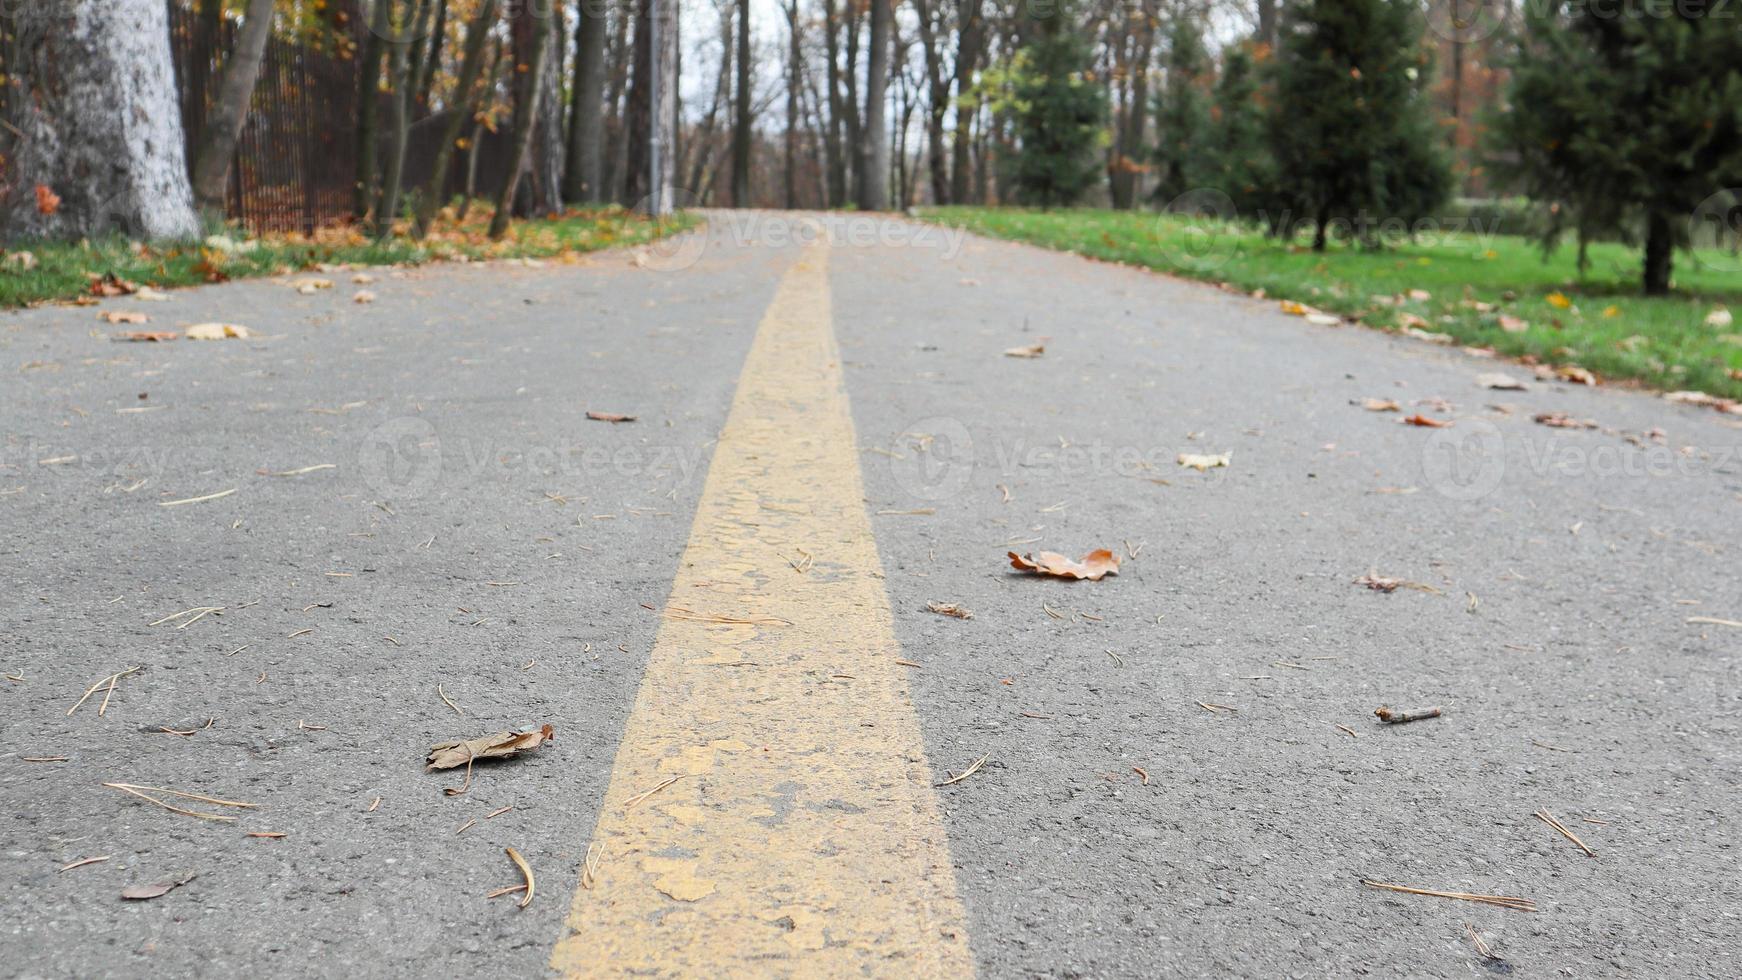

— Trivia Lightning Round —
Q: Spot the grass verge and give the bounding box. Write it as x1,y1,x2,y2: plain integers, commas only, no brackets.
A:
919,207,1742,401
0,206,697,310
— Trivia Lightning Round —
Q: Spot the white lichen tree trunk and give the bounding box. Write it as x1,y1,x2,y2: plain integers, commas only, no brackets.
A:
2,0,200,241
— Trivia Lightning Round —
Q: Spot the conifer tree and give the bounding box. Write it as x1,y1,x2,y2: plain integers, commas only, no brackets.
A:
1268,0,1450,250
1495,1,1742,294
1151,18,1211,204
1007,6,1107,208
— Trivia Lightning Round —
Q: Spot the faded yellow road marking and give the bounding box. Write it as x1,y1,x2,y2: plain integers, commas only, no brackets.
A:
550,242,973,977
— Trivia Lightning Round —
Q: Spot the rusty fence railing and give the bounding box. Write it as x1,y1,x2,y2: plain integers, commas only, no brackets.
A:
168,3,360,235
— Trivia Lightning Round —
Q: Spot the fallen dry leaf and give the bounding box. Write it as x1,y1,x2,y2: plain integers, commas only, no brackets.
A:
121,875,196,901
290,277,335,294
135,287,172,302
1008,549,1120,581
88,273,138,298
426,725,555,771
1706,308,1733,329
1359,398,1401,412
353,290,377,304
1177,452,1231,470
1398,414,1452,428
586,411,636,423
116,331,178,343
926,601,973,620
1402,326,1454,345
1003,343,1045,358
1498,314,1529,334
99,310,148,325
1355,573,1439,594
1556,365,1597,386
352,273,377,285
1664,390,1742,414
1406,288,1432,301
1476,373,1527,391
1533,412,1599,429
1305,312,1342,326
3,250,38,271
35,184,61,215
184,323,252,340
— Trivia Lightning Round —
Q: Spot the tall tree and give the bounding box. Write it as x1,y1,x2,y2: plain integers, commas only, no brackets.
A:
785,0,802,208
913,0,952,205
1108,3,1154,209
1202,41,1274,219
356,0,392,218
822,0,850,205
857,0,892,209
1268,0,1449,250
564,0,609,202
491,0,555,237
623,0,653,204
1,0,199,239
414,0,500,237
949,1,985,205
732,0,752,207
528,0,566,215
190,0,278,218
1496,0,1742,294
377,0,440,236
1151,17,1210,204
1006,4,1106,208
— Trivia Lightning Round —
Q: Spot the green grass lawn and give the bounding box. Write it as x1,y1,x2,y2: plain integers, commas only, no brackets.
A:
920,206,1742,401
0,206,696,310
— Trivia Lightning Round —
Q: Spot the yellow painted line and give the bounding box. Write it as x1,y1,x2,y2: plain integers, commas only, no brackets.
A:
550,242,973,977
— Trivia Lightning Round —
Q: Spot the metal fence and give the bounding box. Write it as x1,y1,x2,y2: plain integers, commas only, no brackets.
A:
168,3,359,234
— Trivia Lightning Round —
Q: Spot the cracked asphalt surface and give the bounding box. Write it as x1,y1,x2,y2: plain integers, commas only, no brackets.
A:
3,213,1739,978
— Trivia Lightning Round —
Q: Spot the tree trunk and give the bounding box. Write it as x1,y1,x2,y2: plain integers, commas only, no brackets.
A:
564,0,608,202
602,2,633,201
842,1,862,195
1110,15,1152,210
1,0,199,240
785,0,801,209
622,0,653,204
948,4,983,206
490,0,553,239
912,0,950,206
191,0,277,218
377,0,437,237
1643,211,1674,296
457,38,503,222
413,0,498,238
857,0,891,210
732,0,752,207
413,0,448,116
651,0,678,214
1257,0,1278,48
356,0,391,218
529,1,565,215
822,0,848,207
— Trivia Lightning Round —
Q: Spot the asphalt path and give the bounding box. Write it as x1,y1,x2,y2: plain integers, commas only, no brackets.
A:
3,213,1738,978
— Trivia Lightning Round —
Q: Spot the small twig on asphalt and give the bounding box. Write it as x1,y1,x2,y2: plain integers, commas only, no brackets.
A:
159,488,237,507
504,847,535,908
1132,767,1150,785
1361,880,1536,911
623,774,689,810
1687,616,1742,628
67,666,141,717
437,685,464,716
1334,724,1358,738
935,753,990,787
59,856,110,872
104,782,257,822
1465,923,1505,962
445,745,476,797
581,841,606,890
1374,705,1442,724
149,607,224,629
1196,701,1238,714
456,819,476,835
486,884,529,899
1534,809,1597,857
